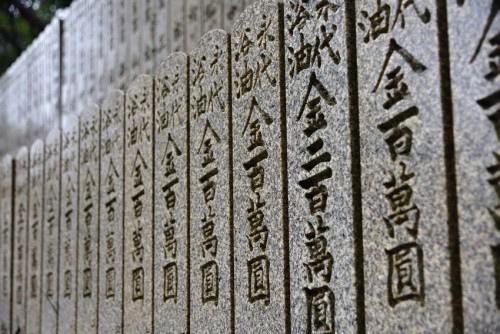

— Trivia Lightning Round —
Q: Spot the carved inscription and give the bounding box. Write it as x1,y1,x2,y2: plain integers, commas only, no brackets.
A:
27,140,44,334
154,53,188,332
13,148,29,334
59,117,79,334
42,129,61,334
232,1,288,332
0,157,12,334
99,91,125,334
189,30,232,332
124,76,153,334
78,107,101,333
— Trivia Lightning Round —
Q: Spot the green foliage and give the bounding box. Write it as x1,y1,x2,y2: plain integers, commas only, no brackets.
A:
0,0,72,75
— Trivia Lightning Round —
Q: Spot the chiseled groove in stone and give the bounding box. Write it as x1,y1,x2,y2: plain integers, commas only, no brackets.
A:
355,0,453,331
446,0,499,331
0,155,13,334
189,29,232,333
284,0,358,332
98,90,126,334
153,52,190,334
58,116,80,334
13,147,29,334
27,139,45,334
41,128,61,334
231,1,289,332
77,105,101,334
123,74,154,334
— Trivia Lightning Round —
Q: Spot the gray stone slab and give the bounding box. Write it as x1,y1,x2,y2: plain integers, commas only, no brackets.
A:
99,91,125,334
189,29,232,333
155,0,170,65
41,128,61,334
284,1,358,332
58,116,79,334
124,75,154,334
77,106,101,334
169,0,186,53
186,0,202,52
153,52,189,333
128,0,143,80
27,140,44,334
107,0,117,88
447,1,500,330
142,0,156,74
203,0,222,33
13,147,29,334
223,0,245,31
355,1,453,331
231,1,289,332
97,0,108,102
0,156,13,334
116,0,130,91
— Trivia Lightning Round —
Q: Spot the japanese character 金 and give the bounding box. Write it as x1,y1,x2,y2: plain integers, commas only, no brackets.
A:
383,66,409,110
303,286,335,334
383,162,420,238
386,242,425,307
247,255,270,305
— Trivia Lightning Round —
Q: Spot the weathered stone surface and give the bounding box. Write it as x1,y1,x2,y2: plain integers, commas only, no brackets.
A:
77,105,101,333
58,116,79,334
189,30,232,332
169,0,186,53
124,75,154,334
0,155,13,334
142,0,156,74
41,128,61,334
153,52,189,333
127,0,143,80
27,139,44,334
355,1,453,331
231,1,289,332
186,0,202,52
448,1,500,331
99,91,125,334
116,0,129,91
284,1,358,332
155,0,170,65
223,0,246,31
203,0,222,33
13,147,29,334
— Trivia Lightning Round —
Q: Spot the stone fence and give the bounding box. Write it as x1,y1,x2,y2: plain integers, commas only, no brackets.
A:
0,0,499,333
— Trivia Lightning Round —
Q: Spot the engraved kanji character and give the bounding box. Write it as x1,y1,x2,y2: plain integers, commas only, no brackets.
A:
286,2,311,35
247,255,270,305
392,0,431,30
164,262,177,302
83,268,92,297
383,66,409,110
303,286,335,334
383,162,420,238
202,207,215,238
64,270,71,297
486,152,500,230
132,189,145,218
163,178,178,211
201,261,219,305
132,225,144,262
477,89,500,141
234,28,254,62
105,268,115,299
304,219,333,284
256,15,275,48
359,0,390,43
202,235,218,259
132,267,144,301
105,197,117,222
202,139,215,167
193,87,208,119
484,32,500,81
491,244,500,310
386,242,425,307
470,0,500,63
199,168,218,203
248,165,265,192
235,60,254,99
377,106,419,161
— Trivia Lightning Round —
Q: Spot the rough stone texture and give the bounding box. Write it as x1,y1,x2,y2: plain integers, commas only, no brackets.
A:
187,0,203,52
155,0,170,65
203,0,223,33
107,0,118,88
99,91,125,334
127,0,143,81
124,75,154,334
142,0,156,74
41,128,61,334
284,1,357,332
77,105,101,333
58,116,80,334
0,155,13,334
153,52,189,333
231,1,289,332
223,0,246,31
27,139,44,334
13,147,29,334
116,0,129,91
355,1,453,332
189,30,232,333
447,1,500,331
169,0,186,53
